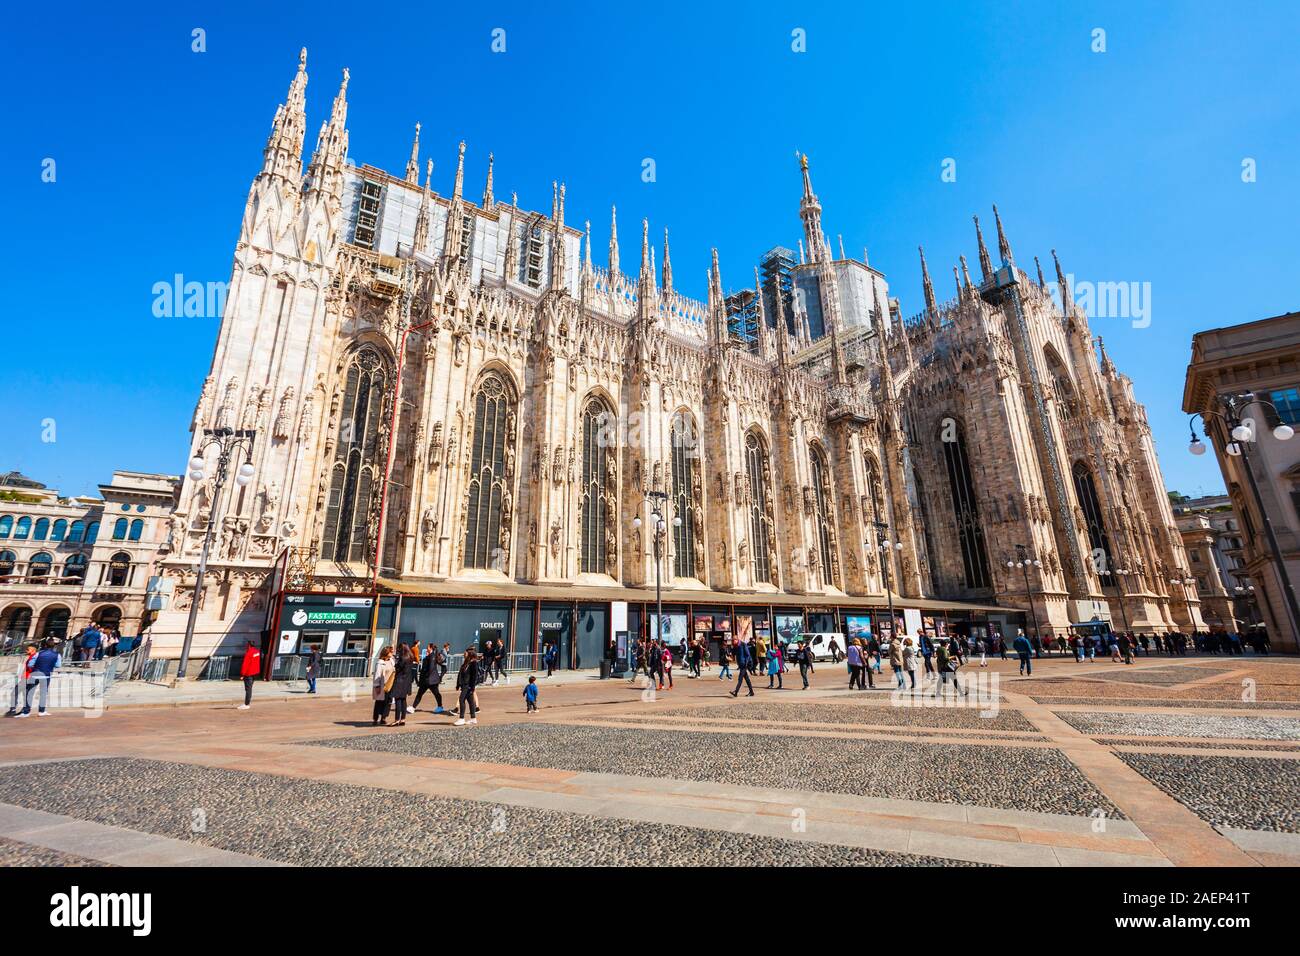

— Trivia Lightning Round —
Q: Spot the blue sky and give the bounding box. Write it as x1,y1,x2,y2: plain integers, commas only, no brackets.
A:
3,1,1298,499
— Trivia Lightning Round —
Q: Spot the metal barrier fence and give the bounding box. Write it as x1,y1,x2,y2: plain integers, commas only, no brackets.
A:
271,654,369,681
200,656,232,681
140,658,172,683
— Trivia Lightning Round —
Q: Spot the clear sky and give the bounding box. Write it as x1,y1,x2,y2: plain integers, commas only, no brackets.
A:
3,1,1298,499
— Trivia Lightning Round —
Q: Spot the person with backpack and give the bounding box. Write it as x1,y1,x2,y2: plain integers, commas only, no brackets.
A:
237,640,261,710
543,640,559,679
796,640,814,690
18,639,63,717
412,641,447,714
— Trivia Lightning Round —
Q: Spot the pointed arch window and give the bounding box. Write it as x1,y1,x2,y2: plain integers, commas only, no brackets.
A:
941,420,991,589
463,371,517,570
1073,461,1115,586
671,412,700,579
580,398,616,574
320,346,392,563
746,430,774,584
810,445,838,586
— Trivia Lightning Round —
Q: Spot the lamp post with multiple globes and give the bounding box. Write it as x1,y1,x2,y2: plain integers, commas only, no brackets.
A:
1005,544,1043,649
631,490,680,672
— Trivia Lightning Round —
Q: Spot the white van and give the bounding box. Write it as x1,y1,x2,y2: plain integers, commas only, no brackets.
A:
795,632,845,662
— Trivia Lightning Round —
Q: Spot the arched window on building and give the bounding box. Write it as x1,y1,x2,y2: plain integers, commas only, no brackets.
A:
33,518,49,541
28,552,52,584
743,431,769,582
112,518,128,540
941,420,991,589
94,606,122,632
51,519,67,542
1073,461,1115,586
1,605,31,644
579,397,616,574
463,371,517,571
67,520,85,543
809,444,837,587
62,553,88,583
745,430,774,584
320,346,392,564
107,552,131,588
0,550,15,577
40,607,70,640
128,518,144,541
14,517,31,540
1045,346,1078,423
671,412,700,579
0,516,11,538
86,521,99,543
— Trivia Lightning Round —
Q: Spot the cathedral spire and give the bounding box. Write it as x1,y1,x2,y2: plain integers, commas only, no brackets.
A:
797,153,828,264
262,48,309,184
638,218,656,298
1053,249,1074,317
305,67,349,202
608,205,620,277
772,266,790,364
919,245,936,313
481,152,495,211
960,255,974,296
953,266,962,302
973,214,993,280
584,220,593,270
992,203,1014,266
405,122,421,185
708,248,727,346
662,228,674,292
452,141,466,200
753,267,771,359
1035,255,1046,288
413,158,433,253
549,182,567,291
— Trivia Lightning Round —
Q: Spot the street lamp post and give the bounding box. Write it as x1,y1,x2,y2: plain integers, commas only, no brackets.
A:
1188,391,1300,644
632,490,679,675
1112,560,1133,638
872,521,903,642
1006,544,1043,650
179,427,256,680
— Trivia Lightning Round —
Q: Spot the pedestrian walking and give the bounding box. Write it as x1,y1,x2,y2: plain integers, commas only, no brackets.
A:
765,645,782,689
306,644,322,694
524,675,539,713
1013,630,1033,676
5,644,38,717
729,637,754,697
372,646,396,725
237,639,261,710
797,640,814,689
718,640,733,680
454,647,481,725
935,641,966,698
544,640,559,678
828,636,842,663
889,636,905,689
902,637,917,689
921,635,934,675
390,643,415,726
412,641,448,714
661,644,675,690
976,637,987,668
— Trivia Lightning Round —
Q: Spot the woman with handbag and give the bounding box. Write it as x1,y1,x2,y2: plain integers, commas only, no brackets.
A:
372,646,396,726
390,643,415,726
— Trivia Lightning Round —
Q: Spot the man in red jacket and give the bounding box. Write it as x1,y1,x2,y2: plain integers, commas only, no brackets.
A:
237,640,261,710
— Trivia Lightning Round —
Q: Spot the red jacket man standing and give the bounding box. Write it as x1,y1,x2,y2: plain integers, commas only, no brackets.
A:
238,641,261,710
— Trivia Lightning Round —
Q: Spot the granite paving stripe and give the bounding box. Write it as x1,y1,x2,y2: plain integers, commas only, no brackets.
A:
1115,752,1300,834
1057,711,1300,741
0,757,974,867
1102,739,1300,754
595,715,1051,742
608,700,1039,732
1027,696,1300,711
309,722,1124,818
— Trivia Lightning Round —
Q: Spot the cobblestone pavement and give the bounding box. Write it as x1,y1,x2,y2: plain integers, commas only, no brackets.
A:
1057,711,1300,741
311,722,1124,817
0,835,110,867
0,758,972,867
1,653,1297,866
1116,752,1300,833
